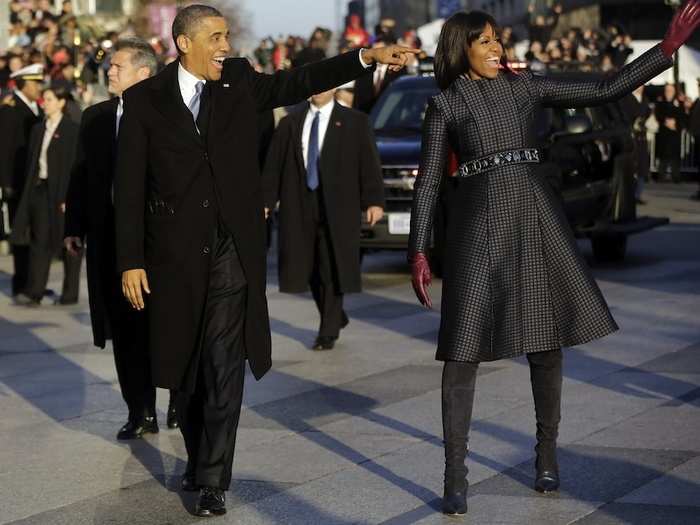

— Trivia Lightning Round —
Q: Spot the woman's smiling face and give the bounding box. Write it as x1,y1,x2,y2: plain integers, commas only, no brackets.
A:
467,23,503,80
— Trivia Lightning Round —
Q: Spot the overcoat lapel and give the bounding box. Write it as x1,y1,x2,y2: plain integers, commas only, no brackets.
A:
150,61,202,147
294,103,308,175
319,103,344,179
454,76,488,153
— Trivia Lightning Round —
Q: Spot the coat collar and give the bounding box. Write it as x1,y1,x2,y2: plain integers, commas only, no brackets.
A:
150,60,202,147
319,102,345,174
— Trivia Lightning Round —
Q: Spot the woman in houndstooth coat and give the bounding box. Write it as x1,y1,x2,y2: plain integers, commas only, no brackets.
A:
408,4,700,516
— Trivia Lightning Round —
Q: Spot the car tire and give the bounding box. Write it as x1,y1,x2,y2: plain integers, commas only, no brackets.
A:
591,234,627,263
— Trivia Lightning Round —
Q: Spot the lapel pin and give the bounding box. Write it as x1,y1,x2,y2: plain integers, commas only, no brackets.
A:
335,121,341,127
223,83,230,88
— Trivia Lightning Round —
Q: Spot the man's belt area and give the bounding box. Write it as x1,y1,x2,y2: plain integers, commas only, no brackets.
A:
147,198,175,216
453,148,540,178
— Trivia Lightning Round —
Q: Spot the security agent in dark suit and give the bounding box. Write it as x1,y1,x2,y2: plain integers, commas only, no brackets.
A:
114,4,417,517
353,35,405,114
0,65,44,296
64,38,177,441
263,90,385,350
10,86,80,306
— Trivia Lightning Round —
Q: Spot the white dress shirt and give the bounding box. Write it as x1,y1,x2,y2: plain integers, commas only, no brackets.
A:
38,115,63,180
115,97,124,137
302,100,335,167
15,89,40,116
373,63,388,91
178,62,206,108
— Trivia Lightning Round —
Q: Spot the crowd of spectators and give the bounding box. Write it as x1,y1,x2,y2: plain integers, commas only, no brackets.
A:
251,15,422,74
1,0,173,110
496,3,637,73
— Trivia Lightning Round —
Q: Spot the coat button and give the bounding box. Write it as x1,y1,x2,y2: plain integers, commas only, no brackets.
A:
204,152,209,160
203,246,210,255
202,199,209,208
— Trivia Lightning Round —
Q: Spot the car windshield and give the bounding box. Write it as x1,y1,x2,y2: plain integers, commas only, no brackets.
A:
371,83,439,133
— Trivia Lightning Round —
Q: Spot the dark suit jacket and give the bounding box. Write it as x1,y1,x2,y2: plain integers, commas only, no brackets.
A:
0,93,44,194
10,116,78,252
353,66,404,114
64,98,120,348
262,102,384,294
114,50,371,389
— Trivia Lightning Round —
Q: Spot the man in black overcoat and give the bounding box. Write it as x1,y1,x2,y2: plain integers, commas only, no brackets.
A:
113,4,415,517
0,65,44,296
263,88,384,350
64,38,177,441
353,36,405,114
689,79,700,200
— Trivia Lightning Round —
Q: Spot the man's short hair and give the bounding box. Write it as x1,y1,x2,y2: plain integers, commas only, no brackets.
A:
172,4,224,55
114,37,158,76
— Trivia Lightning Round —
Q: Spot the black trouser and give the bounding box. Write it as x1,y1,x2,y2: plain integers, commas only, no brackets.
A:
634,136,650,199
104,269,156,422
441,350,563,481
8,198,29,296
24,182,82,302
177,227,247,490
308,190,345,338
658,157,681,183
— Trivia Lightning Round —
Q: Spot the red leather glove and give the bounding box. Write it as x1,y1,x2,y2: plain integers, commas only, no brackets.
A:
410,252,433,309
661,0,700,58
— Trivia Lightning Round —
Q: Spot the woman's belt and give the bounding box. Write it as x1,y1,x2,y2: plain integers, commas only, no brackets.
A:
454,148,540,178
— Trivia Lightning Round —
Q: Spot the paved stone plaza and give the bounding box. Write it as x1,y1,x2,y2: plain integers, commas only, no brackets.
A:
1,183,699,524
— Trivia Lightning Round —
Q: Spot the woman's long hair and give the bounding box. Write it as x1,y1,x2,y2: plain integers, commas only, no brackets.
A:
434,11,500,90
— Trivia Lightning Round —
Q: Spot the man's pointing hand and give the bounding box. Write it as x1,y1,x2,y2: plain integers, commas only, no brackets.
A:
362,45,421,72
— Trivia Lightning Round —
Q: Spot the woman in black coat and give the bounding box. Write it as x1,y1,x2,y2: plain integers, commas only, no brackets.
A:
11,86,81,305
408,4,699,516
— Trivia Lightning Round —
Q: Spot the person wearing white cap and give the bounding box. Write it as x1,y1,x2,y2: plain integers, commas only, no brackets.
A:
0,63,44,297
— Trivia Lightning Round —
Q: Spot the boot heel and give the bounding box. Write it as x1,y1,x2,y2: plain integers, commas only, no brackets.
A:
442,491,467,515
534,447,559,493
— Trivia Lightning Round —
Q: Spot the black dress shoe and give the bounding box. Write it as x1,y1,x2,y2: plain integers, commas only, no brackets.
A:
14,293,40,307
116,417,159,440
195,487,226,517
167,404,178,429
312,335,337,351
534,470,560,493
181,473,198,492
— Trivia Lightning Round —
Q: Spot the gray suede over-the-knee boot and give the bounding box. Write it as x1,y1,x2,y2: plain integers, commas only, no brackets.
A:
441,361,478,515
528,349,563,493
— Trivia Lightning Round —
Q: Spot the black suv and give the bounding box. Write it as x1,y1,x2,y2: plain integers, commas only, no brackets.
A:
361,73,668,266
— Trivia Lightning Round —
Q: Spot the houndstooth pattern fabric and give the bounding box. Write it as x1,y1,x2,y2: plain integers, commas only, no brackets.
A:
409,44,672,363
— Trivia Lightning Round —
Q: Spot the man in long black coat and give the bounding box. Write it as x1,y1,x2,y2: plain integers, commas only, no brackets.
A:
263,89,384,350
114,4,415,517
0,65,44,296
64,38,177,441
353,36,404,114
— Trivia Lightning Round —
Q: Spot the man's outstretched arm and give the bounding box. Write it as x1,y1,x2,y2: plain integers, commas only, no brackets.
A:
248,46,419,112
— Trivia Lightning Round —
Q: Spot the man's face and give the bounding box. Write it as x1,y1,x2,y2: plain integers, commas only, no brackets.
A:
108,49,149,97
8,56,22,72
22,80,42,102
310,89,335,108
178,16,231,81
664,84,676,100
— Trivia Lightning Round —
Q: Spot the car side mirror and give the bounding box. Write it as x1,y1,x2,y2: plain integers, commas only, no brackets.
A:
564,114,592,134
